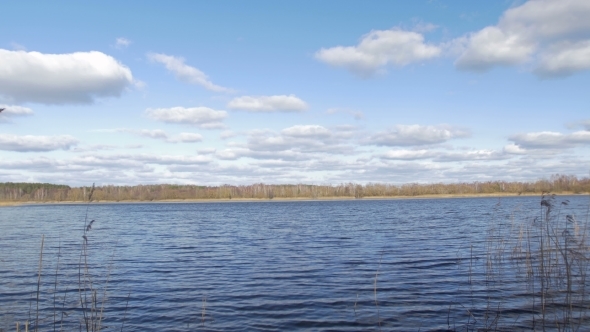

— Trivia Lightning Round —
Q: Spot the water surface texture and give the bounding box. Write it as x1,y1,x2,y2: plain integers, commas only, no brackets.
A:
1,196,589,331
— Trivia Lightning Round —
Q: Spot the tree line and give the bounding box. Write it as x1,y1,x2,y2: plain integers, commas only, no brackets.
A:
0,174,588,202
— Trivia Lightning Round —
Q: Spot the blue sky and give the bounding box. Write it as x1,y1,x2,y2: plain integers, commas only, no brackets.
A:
1,0,589,186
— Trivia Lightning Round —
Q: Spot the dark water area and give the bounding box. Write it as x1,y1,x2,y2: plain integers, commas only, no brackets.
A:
1,196,589,331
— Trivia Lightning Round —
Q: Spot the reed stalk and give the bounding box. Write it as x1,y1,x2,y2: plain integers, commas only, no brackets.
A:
35,235,44,332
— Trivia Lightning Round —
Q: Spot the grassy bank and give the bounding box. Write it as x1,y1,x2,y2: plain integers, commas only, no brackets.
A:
0,202,21,206
4,191,589,206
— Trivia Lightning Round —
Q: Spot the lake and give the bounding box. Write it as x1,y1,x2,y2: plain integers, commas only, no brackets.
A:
1,196,589,331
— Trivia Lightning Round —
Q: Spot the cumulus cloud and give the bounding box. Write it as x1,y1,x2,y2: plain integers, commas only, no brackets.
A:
509,130,590,149
367,125,470,147
0,134,78,152
215,148,248,160
147,53,230,92
227,95,308,112
96,128,203,143
534,41,590,77
454,27,535,70
132,154,211,165
197,147,216,155
145,107,227,129
0,49,133,104
215,125,358,162
381,149,506,162
381,149,436,160
0,105,34,115
315,28,441,76
247,125,354,154
431,150,507,162
503,143,528,155
136,129,168,139
168,132,203,143
281,125,331,138
0,105,34,122
0,154,212,175
95,128,167,139
455,0,590,77
71,144,117,153
2,148,588,185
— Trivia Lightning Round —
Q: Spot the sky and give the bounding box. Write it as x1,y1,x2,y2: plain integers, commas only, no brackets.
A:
0,0,589,186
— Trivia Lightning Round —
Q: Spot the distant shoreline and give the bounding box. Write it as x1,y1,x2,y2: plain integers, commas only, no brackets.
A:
1,192,588,206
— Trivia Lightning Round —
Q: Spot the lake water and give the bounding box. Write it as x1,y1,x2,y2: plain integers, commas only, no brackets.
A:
1,196,589,331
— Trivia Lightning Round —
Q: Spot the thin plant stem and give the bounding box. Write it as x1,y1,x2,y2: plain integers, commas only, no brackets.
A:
35,234,45,332
120,293,130,332
53,240,61,332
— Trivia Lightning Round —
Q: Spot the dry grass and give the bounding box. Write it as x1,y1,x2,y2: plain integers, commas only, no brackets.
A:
8,184,118,332
457,193,590,331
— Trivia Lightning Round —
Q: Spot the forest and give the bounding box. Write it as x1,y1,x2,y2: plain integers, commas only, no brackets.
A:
1,174,588,202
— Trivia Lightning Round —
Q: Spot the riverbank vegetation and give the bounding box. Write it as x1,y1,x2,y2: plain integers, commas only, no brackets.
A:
461,193,590,330
1,174,589,203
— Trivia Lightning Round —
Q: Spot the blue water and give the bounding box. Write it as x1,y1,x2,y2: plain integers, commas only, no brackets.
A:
1,196,589,331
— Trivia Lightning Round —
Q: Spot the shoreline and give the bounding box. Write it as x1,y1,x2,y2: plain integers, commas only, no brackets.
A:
1,192,588,206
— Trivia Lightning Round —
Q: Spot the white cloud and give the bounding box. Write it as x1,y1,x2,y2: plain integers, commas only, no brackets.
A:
0,49,133,104
216,148,246,160
381,149,506,162
168,132,203,143
281,125,331,138
71,144,117,153
381,149,436,160
95,128,168,139
454,27,535,70
0,105,34,116
133,154,212,165
509,130,590,149
232,125,358,159
315,28,441,76
0,134,78,152
115,38,131,48
197,147,216,155
147,53,230,92
0,105,34,122
213,125,358,162
227,95,308,112
503,143,528,155
136,129,168,139
455,0,590,77
534,41,590,77
435,150,507,162
2,148,589,186
367,125,470,146
95,128,203,143
145,107,227,129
